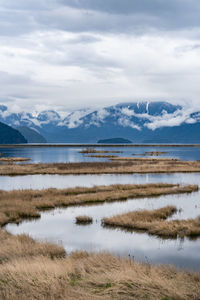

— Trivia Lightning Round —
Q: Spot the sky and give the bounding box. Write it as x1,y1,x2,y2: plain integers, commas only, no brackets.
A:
0,0,200,113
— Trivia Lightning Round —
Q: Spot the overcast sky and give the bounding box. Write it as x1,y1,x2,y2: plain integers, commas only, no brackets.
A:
0,0,200,113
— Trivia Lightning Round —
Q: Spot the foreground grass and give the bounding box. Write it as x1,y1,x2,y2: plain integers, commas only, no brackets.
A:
103,206,200,239
0,183,197,227
1,158,200,175
0,250,200,299
0,183,200,299
0,230,66,264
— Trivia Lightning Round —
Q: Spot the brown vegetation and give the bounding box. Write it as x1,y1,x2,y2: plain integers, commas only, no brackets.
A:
132,151,168,157
79,148,122,154
1,158,200,175
86,154,118,158
0,182,200,299
75,215,93,224
144,151,168,156
103,206,200,239
0,230,66,264
110,157,178,161
0,157,30,162
0,183,197,227
0,250,200,299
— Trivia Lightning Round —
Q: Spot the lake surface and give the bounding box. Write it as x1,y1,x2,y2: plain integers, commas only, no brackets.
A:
0,145,200,163
5,172,200,272
3,145,200,272
1,173,200,191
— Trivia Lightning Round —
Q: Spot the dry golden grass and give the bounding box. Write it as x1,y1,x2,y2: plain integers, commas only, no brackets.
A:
110,157,179,161
0,251,200,299
132,151,168,157
0,230,65,264
144,151,168,156
0,183,197,227
75,215,93,224
103,206,200,239
1,158,200,175
0,182,200,298
86,154,118,158
79,148,121,154
0,157,30,162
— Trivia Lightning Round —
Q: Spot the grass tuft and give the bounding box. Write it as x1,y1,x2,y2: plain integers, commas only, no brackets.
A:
103,206,200,239
75,216,93,224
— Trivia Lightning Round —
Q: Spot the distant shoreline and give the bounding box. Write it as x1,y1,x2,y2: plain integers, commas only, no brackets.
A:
0,143,200,148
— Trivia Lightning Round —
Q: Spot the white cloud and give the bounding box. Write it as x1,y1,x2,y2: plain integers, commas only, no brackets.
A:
61,109,93,128
118,117,141,130
144,108,196,130
0,1,199,111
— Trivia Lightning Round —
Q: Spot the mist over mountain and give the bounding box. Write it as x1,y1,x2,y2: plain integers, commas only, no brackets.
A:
16,126,47,144
0,102,199,143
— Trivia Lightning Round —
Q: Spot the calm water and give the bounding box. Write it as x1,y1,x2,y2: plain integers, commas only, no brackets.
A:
1,173,200,191
6,191,200,271
0,145,200,163
5,172,200,272
3,145,200,272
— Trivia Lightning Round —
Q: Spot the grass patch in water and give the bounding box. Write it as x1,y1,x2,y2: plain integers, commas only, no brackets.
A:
79,148,122,154
0,183,197,227
103,206,200,239
1,158,200,175
75,215,93,224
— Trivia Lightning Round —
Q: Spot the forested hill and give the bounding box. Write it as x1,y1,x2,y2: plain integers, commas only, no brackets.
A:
0,121,27,144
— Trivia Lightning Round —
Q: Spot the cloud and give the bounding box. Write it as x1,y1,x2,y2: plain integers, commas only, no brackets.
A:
118,117,141,130
144,108,197,130
0,1,199,111
117,104,198,130
1,0,200,37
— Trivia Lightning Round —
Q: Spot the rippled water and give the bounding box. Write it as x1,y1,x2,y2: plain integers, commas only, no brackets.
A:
5,173,200,272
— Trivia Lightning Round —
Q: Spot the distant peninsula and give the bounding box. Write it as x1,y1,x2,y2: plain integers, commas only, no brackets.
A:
97,138,132,144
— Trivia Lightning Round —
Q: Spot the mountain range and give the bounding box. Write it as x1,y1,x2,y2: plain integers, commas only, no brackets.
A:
0,101,200,143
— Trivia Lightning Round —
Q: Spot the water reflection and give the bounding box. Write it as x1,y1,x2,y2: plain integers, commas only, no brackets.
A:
0,145,200,163
6,183,200,272
1,172,200,191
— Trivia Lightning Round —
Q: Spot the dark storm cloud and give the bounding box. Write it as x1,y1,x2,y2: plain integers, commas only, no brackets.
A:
0,0,200,37
1,0,56,11
58,0,200,29
59,0,191,15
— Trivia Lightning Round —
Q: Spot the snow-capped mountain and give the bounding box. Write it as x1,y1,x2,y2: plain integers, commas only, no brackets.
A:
0,102,200,143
